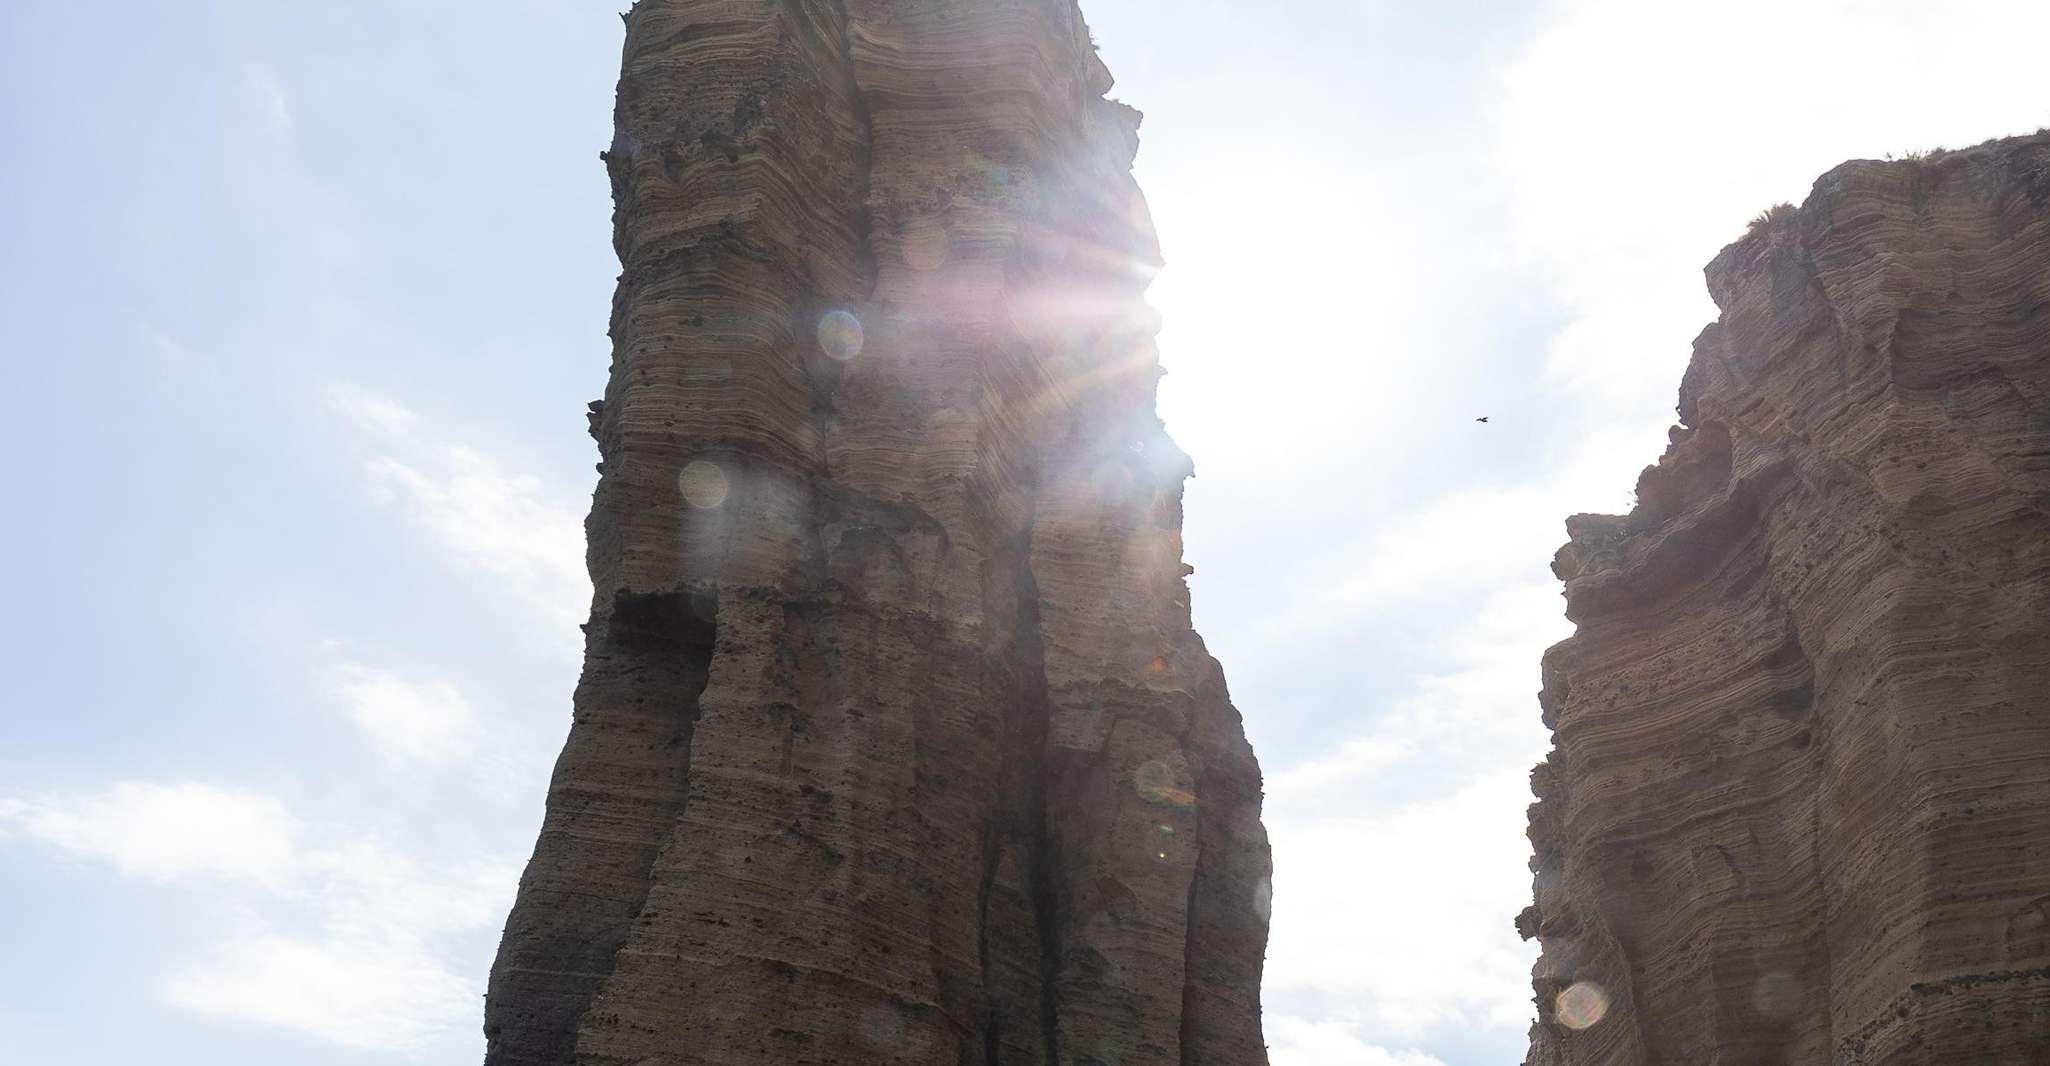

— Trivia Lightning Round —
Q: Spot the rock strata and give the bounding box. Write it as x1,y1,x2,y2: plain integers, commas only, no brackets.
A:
486,3,1270,1064
1525,133,2050,1064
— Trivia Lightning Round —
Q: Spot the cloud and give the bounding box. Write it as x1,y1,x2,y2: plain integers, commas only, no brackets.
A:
5,388,598,1054
0,782,298,886
326,381,419,438
1258,572,1557,1043
244,63,292,135
165,835,512,1053
326,382,588,631
1243,5,2050,1060
328,660,479,768
1238,433,1632,1049
1266,1016,1449,1066
167,935,479,1053
1,780,514,1054
1498,0,2050,413
1266,768,1542,1038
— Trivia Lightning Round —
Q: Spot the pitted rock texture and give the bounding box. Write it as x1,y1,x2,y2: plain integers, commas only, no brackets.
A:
484,3,1271,1064
1524,133,2050,1065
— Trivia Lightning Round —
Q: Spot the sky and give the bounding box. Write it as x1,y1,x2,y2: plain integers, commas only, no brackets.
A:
1,2,2045,1064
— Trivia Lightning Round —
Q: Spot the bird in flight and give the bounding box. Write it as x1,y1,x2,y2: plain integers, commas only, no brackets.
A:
1475,416,1489,423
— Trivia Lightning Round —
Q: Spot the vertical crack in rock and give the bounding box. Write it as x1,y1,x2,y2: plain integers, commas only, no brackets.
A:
489,3,1270,1064
974,796,1004,1061
1017,534,1066,1066
821,0,877,308
1525,131,2050,1066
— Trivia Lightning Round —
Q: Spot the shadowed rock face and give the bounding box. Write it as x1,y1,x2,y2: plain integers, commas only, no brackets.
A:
1525,133,2050,1065
484,3,1271,1064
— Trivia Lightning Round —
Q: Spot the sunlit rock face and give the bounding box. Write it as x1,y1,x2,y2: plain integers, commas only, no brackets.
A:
1524,133,2050,1065
484,2,1270,1063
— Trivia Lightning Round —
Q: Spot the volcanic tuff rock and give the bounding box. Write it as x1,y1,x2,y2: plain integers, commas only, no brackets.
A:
1524,133,2050,1064
484,2,1271,1064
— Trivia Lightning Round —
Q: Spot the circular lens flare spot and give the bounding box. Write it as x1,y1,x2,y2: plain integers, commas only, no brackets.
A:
1556,982,1610,1031
817,309,864,362
677,460,730,510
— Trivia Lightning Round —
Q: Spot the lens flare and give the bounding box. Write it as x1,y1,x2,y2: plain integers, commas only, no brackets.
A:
817,309,864,361
1133,760,1196,809
1556,981,1610,1030
677,460,730,509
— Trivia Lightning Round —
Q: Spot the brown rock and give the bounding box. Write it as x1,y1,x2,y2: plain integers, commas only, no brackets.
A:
1525,133,2050,1064
485,3,1270,1064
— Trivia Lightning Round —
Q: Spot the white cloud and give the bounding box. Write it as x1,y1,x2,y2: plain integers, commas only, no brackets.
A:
140,323,197,367
44,389,590,1054
244,63,292,134
0,780,515,1054
1267,1016,1449,1066
1266,769,1542,1038
326,382,588,632
329,660,479,768
327,381,419,438
166,836,513,1053
0,782,298,886
1258,571,1557,1043
1215,414,1654,703
1244,6,2050,1060
167,935,478,1053
1240,442,1622,1050
1499,0,2050,413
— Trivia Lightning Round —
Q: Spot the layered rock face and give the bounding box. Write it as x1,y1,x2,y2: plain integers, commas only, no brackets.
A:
1525,133,2050,1064
485,3,1270,1064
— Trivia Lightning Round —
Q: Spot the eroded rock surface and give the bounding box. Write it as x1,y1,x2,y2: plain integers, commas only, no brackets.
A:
485,3,1270,1064
1525,134,2050,1064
